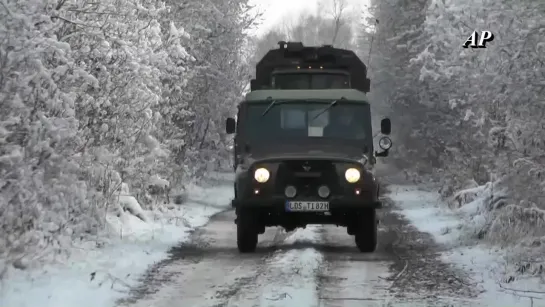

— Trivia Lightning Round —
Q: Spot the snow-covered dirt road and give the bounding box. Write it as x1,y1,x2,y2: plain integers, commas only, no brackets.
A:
116,198,479,307
6,174,545,307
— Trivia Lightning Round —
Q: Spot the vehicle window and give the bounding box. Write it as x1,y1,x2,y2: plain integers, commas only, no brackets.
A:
273,73,350,89
281,106,306,128
245,102,370,142
311,74,350,89
274,74,309,89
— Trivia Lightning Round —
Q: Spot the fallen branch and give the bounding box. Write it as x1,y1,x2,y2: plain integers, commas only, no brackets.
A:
389,260,409,289
90,271,132,290
498,282,545,295
500,288,543,302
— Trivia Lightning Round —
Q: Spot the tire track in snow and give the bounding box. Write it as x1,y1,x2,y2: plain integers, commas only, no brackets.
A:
316,223,396,307
315,195,481,307
222,225,325,307
116,210,291,307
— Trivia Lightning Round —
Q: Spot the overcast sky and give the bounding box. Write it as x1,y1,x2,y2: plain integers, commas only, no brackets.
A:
248,0,367,36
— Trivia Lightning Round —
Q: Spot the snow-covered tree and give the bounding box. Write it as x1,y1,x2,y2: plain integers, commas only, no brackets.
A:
403,0,545,274
1,0,94,261
356,0,431,177
249,0,357,69
410,0,544,196
0,0,256,264
358,0,544,265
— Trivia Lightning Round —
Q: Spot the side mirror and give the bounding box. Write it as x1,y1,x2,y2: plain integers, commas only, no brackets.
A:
250,79,257,91
356,78,371,93
225,117,236,134
363,78,371,92
380,118,391,135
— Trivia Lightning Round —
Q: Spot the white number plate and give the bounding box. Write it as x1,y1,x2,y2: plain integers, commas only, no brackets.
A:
285,201,329,212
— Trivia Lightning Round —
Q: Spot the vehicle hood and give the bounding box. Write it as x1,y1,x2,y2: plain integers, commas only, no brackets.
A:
246,143,368,162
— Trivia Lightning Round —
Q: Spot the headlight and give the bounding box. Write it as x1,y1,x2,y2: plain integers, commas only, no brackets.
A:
254,168,270,183
345,168,360,183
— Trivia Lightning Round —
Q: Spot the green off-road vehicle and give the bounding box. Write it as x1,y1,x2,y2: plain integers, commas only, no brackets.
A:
225,89,392,253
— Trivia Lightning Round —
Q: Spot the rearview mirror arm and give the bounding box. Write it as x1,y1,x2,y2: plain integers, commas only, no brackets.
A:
375,149,389,157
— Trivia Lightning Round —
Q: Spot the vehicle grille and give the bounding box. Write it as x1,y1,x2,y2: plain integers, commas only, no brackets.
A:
274,160,341,197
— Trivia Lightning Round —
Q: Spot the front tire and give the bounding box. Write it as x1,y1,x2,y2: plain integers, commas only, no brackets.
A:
355,209,378,252
237,210,258,253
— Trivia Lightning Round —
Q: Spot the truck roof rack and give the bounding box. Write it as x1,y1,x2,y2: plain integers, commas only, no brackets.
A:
251,41,370,92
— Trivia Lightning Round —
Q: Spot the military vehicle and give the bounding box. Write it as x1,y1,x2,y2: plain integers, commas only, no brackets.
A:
250,41,371,92
225,89,392,253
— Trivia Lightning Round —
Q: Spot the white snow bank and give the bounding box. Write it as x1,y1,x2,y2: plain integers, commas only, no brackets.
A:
445,180,508,242
184,183,235,207
388,185,462,245
388,184,545,307
443,180,545,268
442,247,545,307
201,171,235,183
388,181,510,245
0,183,233,307
447,181,545,304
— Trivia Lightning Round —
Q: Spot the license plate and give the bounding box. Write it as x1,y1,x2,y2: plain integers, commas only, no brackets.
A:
285,201,329,212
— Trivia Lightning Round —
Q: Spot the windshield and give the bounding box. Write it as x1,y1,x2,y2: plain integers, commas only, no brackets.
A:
243,101,371,144
272,73,350,89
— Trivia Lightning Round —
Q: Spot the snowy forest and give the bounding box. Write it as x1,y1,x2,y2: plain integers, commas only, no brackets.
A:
1,0,544,282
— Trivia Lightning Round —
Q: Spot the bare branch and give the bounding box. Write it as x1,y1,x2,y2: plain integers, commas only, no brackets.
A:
498,282,545,295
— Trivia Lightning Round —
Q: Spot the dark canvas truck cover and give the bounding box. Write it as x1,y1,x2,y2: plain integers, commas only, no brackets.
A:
250,41,371,93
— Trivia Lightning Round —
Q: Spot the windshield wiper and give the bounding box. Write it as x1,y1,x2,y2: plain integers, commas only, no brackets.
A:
311,96,348,121
261,99,289,117
311,99,338,121
262,99,311,117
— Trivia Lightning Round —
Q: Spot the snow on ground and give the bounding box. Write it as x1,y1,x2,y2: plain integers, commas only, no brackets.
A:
388,184,545,307
388,185,462,245
1,183,233,307
257,226,324,307
442,247,545,307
